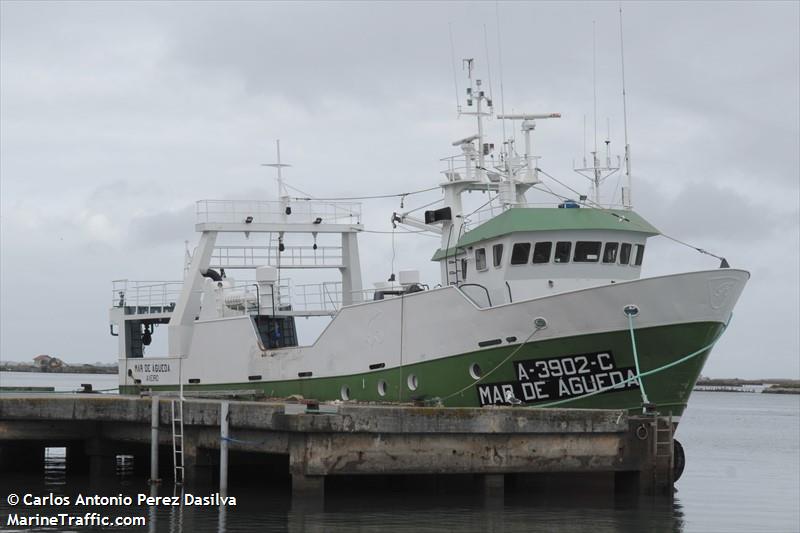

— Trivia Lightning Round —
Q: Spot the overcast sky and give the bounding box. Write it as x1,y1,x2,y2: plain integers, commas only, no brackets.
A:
1,1,798,379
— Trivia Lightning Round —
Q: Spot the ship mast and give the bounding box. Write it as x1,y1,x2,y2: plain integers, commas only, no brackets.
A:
261,140,292,222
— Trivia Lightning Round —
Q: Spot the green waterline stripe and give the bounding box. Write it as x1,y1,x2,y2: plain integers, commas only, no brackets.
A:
121,320,720,415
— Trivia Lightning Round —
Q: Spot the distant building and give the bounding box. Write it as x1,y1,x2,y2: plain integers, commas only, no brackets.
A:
32,354,65,371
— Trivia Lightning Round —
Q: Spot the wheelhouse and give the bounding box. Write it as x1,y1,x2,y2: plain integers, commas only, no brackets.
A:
432,207,659,305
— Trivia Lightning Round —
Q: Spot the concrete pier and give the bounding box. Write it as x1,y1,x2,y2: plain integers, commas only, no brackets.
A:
0,394,674,496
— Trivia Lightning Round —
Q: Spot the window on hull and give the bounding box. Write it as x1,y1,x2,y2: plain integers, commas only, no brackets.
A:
475,248,487,271
510,243,531,265
619,243,632,265
253,316,298,349
634,244,645,266
573,241,601,262
602,242,619,263
554,241,572,263
532,242,552,264
492,244,503,268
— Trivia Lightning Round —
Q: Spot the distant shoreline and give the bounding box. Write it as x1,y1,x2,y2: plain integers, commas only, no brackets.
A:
694,378,800,395
0,364,117,375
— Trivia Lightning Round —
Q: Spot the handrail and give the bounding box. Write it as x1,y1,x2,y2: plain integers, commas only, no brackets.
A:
457,283,492,307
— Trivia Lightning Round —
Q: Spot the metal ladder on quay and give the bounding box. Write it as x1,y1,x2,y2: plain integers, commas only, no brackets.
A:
170,398,185,485
653,413,675,487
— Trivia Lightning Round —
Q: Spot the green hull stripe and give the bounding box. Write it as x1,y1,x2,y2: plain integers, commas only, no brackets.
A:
122,321,722,417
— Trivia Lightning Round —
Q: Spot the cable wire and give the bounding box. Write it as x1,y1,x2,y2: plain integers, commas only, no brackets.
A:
290,186,440,202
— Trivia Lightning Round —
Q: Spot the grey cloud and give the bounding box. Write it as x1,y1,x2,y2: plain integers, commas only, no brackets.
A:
129,204,196,247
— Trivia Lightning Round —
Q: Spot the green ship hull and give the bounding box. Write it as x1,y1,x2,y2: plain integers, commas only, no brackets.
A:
123,321,721,418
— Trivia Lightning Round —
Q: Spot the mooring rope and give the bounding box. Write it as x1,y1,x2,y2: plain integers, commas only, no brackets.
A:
441,322,546,403
628,313,650,406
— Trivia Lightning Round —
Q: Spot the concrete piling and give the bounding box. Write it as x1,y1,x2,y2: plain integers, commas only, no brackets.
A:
220,401,229,495
150,396,159,483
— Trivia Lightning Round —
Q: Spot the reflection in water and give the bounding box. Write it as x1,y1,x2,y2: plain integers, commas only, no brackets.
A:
149,484,158,533
43,447,67,487
117,454,135,477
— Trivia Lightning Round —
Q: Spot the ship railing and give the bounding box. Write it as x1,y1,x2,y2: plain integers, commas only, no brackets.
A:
209,245,344,269
211,279,355,317
290,282,343,314
439,154,507,184
440,155,475,182
210,280,286,317
112,280,183,315
196,199,362,225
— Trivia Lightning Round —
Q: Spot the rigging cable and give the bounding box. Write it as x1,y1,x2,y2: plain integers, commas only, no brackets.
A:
401,197,444,215
536,167,730,264
290,186,440,202
463,194,499,221
361,227,439,236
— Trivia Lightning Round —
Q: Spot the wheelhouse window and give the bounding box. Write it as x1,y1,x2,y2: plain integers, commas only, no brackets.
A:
475,248,487,271
510,243,531,265
554,241,572,263
619,243,632,265
460,258,467,280
492,244,503,268
532,242,552,264
634,244,645,266
602,242,619,263
573,241,601,262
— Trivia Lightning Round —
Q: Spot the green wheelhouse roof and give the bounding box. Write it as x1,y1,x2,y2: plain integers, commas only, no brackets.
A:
432,207,660,261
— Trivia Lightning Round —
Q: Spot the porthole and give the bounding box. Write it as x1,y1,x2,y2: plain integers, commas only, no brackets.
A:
469,363,483,380
377,380,387,397
340,385,350,401
407,374,418,391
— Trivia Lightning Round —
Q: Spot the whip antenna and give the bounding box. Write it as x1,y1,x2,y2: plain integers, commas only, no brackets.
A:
619,4,632,208
483,24,495,113
448,23,460,113
593,20,598,177
495,1,508,163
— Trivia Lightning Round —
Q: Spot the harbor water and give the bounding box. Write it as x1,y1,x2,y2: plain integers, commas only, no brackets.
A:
0,372,798,532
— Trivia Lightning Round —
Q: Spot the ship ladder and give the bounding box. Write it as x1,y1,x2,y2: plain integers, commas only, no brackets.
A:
170,399,185,485
446,258,459,285
653,413,674,488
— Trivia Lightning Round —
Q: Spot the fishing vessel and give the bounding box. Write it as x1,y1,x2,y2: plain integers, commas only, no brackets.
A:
110,60,748,423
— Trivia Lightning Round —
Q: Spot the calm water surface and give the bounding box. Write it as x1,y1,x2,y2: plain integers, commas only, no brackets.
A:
0,374,798,533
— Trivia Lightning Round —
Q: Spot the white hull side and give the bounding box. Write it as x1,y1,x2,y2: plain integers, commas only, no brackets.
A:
121,269,748,387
